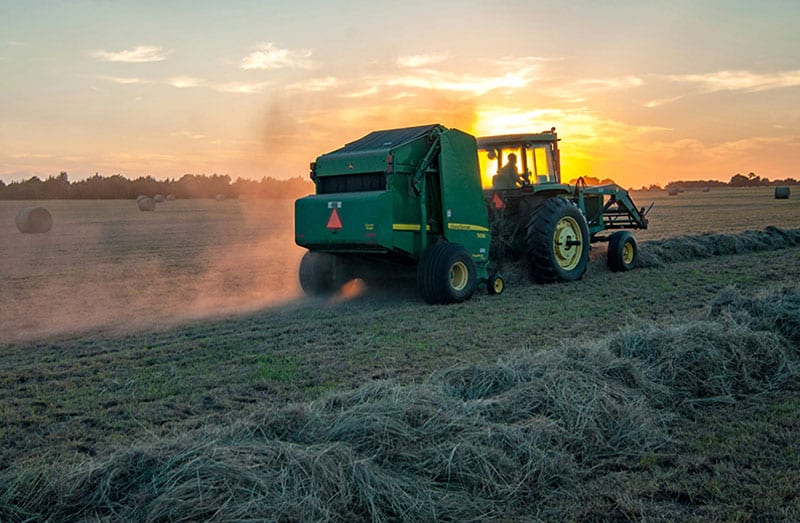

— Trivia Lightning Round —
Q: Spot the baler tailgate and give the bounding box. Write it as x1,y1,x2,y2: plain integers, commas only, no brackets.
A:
295,191,394,251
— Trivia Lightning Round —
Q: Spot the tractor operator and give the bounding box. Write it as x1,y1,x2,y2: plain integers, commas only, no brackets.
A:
492,153,522,189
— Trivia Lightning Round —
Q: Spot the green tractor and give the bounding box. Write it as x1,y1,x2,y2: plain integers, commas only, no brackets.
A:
294,123,649,304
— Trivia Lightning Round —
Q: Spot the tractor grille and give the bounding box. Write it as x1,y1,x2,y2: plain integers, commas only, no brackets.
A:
318,172,386,194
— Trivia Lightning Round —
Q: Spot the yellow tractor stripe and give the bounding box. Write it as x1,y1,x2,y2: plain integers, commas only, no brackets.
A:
393,223,489,232
447,222,490,232
393,223,431,231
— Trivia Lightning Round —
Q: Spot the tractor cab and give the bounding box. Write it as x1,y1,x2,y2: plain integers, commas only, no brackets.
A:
477,129,561,190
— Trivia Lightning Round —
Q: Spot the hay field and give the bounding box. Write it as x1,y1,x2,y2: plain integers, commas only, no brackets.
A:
1,187,796,343
630,186,800,240
1,186,800,521
0,198,305,342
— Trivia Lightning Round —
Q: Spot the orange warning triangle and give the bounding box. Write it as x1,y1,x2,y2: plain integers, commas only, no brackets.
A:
327,208,343,230
492,192,505,209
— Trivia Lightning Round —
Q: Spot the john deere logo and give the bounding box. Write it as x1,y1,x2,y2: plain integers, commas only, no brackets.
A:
347,162,354,169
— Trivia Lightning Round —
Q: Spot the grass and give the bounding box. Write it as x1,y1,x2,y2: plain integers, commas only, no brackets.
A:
1,189,800,520
2,240,799,470
252,353,301,382
1,284,799,521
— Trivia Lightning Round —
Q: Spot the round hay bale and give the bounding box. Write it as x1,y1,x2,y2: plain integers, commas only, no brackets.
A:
775,186,790,199
137,197,156,211
215,193,226,202
153,194,165,203
137,194,149,202
667,188,679,196
701,187,710,193
166,194,176,201
15,206,53,233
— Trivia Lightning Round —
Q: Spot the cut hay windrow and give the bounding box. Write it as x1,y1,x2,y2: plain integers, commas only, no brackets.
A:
2,286,799,522
637,226,800,267
709,285,800,347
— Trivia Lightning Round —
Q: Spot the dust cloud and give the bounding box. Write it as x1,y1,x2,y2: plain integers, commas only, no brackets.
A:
0,199,307,343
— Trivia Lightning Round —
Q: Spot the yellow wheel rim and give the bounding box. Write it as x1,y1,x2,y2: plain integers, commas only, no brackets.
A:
492,277,504,294
622,241,635,265
553,216,583,270
450,261,469,291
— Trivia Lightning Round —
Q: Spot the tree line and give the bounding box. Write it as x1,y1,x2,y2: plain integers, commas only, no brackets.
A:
664,172,798,191
0,172,314,200
2,170,795,200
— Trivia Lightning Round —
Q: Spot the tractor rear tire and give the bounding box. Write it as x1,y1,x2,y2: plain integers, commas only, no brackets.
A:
299,251,340,296
607,230,637,272
417,242,477,304
525,197,590,283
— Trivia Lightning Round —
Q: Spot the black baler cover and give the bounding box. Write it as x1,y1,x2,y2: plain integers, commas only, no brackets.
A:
332,124,443,154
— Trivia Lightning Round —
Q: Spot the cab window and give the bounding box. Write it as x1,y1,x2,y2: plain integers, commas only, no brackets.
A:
525,144,554,184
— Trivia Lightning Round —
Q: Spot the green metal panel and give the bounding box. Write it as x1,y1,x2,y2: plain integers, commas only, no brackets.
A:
295,191,394,251
438,129,491,267
388,174,428,257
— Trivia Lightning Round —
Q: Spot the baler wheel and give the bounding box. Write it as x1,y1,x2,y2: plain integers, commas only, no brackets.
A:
299,251,338,296
607,230,638,272
417,242,477,304
525,197,590,283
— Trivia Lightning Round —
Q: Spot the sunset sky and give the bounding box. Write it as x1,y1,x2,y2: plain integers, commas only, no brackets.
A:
1,0,799,188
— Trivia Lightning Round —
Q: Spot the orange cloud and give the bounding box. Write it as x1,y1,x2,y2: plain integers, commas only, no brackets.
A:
667,69,800,92
646,69,800,107
214,81,272,94
288,77,340,92
99,76,153,85
396,54,448,68
90,45,168,63
168,76,204,88
240,43,314,70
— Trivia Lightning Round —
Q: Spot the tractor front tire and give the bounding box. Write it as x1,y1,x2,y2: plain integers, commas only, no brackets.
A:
299,251,339,296
417,242,477,304
526,197,590,283
607,230,637,272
